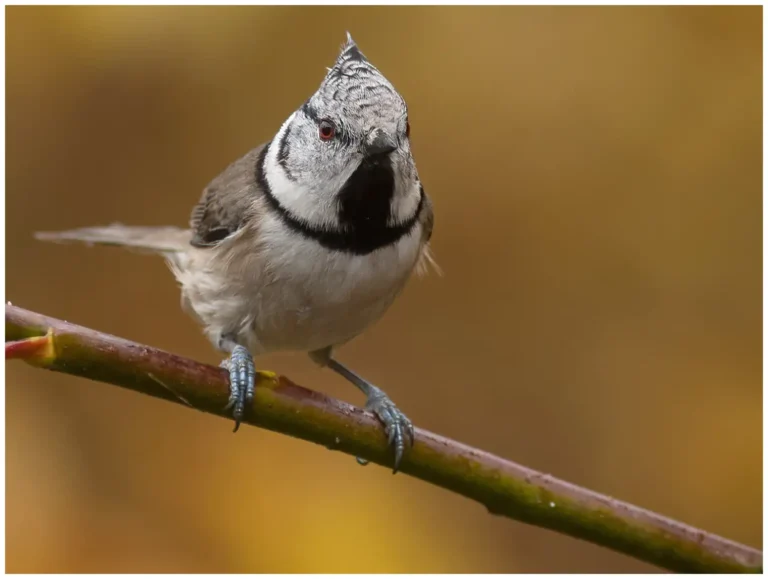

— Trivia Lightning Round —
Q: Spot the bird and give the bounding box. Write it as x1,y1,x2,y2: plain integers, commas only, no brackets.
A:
35,33,437,473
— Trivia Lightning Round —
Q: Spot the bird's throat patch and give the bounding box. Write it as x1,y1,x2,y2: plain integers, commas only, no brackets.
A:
337,157,395,238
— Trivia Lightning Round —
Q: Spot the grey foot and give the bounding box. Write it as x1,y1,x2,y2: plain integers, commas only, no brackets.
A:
220,344,256,433
365,385,415,473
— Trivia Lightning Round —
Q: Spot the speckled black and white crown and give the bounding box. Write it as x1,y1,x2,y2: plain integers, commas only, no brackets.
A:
307,33,406,131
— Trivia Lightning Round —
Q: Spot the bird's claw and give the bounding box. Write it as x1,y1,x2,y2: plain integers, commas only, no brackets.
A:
220,345,256,432
364,387,415,473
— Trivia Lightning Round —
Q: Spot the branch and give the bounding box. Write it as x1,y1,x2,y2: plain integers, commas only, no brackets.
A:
5,304,761,573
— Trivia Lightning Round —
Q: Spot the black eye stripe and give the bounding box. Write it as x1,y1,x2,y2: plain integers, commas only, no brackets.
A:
301,101,320,122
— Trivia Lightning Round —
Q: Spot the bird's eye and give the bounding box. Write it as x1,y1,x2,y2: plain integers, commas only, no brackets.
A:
319,120,336,141
406,120,411,138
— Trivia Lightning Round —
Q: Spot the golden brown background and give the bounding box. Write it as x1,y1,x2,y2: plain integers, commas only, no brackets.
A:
6,5,762,573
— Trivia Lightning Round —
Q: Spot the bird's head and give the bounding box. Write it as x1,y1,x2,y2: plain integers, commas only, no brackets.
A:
261,33,421,233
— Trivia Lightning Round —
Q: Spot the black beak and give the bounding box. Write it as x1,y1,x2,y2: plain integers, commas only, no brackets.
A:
363,130,397,158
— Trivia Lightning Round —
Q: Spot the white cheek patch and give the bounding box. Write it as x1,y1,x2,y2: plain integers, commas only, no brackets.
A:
389,178,422,226
263,113,342,230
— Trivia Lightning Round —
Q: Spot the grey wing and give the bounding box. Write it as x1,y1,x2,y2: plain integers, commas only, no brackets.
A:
190,144,267,248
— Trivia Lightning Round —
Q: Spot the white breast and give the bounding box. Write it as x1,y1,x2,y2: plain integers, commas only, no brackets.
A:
242,213,424,354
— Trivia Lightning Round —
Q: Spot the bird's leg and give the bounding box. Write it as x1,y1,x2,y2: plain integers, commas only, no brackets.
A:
218,336,256,433
324,356,415,473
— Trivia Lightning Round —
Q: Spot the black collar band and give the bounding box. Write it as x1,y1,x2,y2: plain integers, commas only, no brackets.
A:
256,141,423,256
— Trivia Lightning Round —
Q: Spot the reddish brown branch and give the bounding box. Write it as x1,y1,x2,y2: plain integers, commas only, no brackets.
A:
5,304,761,573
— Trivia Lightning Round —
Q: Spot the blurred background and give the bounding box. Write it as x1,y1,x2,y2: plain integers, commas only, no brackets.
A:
6,5,761,573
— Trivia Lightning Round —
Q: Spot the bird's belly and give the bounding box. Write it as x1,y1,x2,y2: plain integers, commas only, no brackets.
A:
252,230,422,353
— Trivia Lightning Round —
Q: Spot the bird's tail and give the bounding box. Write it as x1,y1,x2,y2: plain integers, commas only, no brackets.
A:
35,224,192,254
